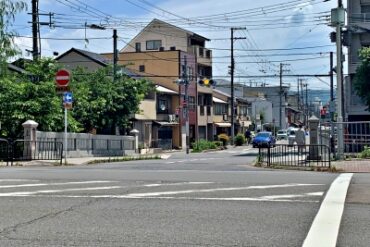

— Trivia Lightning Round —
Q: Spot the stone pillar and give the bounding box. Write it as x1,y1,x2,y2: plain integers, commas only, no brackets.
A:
22,120,39,159
308,116,320,160
130,129,139,153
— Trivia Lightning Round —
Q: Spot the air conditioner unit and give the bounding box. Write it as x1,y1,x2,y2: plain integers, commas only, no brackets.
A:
159,47,165,51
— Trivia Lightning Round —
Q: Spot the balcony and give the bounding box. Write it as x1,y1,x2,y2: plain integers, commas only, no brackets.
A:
191,45,212,66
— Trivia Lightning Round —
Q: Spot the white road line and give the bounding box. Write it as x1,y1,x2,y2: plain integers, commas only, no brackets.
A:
259,192,324,200
125,183,324,197
0,181,116,189
302,173,353,247
0,186,122,196
15,195,321,203
144,182,214,187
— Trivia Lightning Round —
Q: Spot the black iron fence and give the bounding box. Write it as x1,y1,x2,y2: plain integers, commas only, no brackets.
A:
0,139,63,166
258,144,331,168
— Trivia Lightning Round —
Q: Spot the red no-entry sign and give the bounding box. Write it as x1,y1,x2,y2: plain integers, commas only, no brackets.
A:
55,69,70,87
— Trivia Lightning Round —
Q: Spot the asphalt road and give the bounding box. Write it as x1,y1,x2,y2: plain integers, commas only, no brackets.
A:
0,146,368,246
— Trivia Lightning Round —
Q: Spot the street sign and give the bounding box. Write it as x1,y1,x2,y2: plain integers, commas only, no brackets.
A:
63,92,73,104
55,69,70,87
63,103,72,109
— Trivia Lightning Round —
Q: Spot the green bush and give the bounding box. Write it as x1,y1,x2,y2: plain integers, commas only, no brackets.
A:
358,146,370,158
234,133,246,146
192,139,218,152
213,141,223,147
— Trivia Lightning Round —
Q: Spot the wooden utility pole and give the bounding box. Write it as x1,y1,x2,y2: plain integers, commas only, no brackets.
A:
230,27,246,144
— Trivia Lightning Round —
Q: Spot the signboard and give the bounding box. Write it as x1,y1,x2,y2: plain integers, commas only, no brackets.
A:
55,69,70,87
63,92,73,104
63,92,73,109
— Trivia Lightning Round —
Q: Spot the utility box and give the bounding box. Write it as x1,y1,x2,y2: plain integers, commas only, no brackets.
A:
330,7,345,26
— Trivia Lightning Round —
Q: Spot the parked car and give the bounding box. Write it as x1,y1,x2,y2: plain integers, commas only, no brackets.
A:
252,131,276,148
288,128,298,146
276,129,288,140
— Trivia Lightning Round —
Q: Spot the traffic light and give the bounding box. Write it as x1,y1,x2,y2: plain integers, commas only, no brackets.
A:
198,78,216,87
330,32,336,43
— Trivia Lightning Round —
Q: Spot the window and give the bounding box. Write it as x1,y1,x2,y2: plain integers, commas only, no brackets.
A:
189,96,196,111
362,5,370,14
214,103,227,115
206,50,211,58
146,40,162,50
188,66,194,81
239,106,248,116
139,65,145,72
135,42,141,52
157,97,169,114
199,47,204,57
198,95,204,106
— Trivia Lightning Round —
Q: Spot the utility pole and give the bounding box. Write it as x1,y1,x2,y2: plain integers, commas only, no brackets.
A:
113,29,118,81
330,0,345,159
31,0,39,60
279,63,289,129
305,83,308,122
176,56,190,154
280,63,283,129
297,79,300,111
230,27,246,144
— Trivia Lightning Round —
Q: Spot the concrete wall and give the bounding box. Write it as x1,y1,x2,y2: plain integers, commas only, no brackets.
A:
37,131,135,158
135,99,156,120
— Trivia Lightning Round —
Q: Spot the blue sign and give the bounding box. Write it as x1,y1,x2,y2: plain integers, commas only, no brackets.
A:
63,92,73,103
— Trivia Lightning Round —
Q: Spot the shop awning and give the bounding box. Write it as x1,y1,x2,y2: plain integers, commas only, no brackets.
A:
153,121,179,126
214,122,231,127
156,85,177,95
212,97,227,104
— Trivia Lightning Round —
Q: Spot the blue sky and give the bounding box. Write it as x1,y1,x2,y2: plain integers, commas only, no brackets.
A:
12,0,341,91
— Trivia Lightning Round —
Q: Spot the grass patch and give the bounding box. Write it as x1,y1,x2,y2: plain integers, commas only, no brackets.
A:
86,155,161,165
192,139,223,153
357,146,370,159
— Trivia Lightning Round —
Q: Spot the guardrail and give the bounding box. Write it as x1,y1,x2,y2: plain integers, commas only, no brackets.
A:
258,144,331,168
0,139,63,166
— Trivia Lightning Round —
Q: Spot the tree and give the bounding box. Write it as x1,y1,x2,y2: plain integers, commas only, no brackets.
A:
71,66,153,134
353,47,370,110
0,0,27,73
0,59,75,138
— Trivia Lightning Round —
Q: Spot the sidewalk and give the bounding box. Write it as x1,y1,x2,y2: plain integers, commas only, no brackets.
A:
332,159,370,173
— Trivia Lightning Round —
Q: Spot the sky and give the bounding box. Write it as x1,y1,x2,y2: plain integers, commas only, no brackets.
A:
11,0,342,94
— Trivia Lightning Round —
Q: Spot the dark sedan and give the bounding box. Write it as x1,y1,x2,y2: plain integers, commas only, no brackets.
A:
252,131,276,148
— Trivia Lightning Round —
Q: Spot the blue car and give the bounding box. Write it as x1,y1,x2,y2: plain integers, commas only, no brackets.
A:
252,131,276,148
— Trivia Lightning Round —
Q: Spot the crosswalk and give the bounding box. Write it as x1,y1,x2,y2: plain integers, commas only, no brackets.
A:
0,179,325,203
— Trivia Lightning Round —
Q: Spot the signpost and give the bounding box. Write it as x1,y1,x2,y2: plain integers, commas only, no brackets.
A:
55,69,71,164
